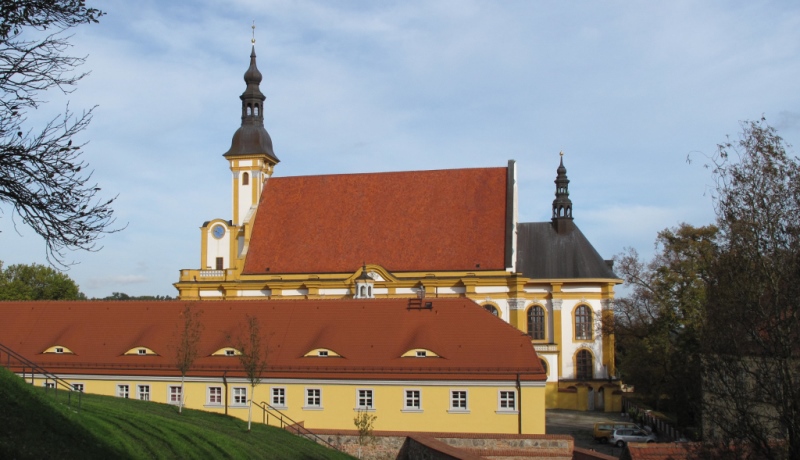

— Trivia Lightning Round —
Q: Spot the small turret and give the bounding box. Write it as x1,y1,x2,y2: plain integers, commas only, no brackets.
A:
551,152,573,234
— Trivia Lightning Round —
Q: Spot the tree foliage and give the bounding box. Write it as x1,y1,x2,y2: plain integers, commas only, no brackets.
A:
700,118,800,459
174,304,202,414
0,260,84,300
0,0,119,266
612,223,718,427
235,314,268,431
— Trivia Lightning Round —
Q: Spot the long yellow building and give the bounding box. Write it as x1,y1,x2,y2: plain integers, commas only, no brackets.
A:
1,298,545,434
174,45,623,412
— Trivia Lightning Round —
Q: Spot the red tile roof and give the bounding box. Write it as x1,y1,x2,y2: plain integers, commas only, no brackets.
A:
625,443,693,460
242,167,509,275
0,298,544,382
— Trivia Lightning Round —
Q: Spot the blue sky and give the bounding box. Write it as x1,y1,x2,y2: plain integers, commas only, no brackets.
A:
1,1,799,298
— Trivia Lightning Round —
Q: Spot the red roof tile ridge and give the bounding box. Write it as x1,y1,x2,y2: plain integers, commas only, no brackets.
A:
271,165,507,180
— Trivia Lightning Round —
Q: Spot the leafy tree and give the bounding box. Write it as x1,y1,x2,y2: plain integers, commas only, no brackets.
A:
0,260,85,300
353,410,377,459
700,118,800,459
101,292,173,300
235,314,268,431
174,304,202,414
0,0,119,267
611,223,718,428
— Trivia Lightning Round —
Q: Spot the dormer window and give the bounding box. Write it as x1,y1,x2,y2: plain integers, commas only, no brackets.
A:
43,345,74,354
354,264,374,299
402,348,439,358
124,347,157,356
303,348,341,358
212,347,241,357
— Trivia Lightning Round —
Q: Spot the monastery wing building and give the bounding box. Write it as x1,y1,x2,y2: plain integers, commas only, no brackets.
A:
174,45,623,412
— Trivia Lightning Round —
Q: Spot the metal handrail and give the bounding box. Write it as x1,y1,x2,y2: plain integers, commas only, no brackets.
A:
0,342,82,412
255,400,339,451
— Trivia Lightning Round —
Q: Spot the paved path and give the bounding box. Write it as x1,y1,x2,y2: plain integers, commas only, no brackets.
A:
546,409,631,458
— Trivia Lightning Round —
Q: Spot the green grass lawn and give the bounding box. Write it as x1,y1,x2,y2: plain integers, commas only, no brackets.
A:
0,367,354,459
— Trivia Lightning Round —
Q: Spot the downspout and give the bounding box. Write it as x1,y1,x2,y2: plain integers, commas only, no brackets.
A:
517,373,522,435
223,372,229,416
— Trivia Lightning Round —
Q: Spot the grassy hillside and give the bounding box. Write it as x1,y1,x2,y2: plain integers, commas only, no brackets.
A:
0,367,353,459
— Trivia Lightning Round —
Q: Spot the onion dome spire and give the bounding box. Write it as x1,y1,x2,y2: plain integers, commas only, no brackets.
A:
551,151,574,234
222,30,279,164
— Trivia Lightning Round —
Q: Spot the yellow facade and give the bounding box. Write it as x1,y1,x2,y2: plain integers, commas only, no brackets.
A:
31,375,546,434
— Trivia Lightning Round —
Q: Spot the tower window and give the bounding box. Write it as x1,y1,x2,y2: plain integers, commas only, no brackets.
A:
216,257,223,270
242,172,249,186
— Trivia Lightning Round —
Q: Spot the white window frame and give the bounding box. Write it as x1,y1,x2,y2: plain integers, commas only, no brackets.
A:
207,386,223,406
43,381,55,389
402,388,422,412
448,389,469,413
304,388,322,410
271,387,287,408
72,383,84,393
117,384,130,399
232,387,248,406
356,388,374,411
497,390,518,413
137,348,147,355
168,385,182,405
138,384,150,401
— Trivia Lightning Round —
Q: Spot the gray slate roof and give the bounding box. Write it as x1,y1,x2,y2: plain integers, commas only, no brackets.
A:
516,222,618,279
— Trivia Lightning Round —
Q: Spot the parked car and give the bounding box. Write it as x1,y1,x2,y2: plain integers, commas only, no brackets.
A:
593,422,639,443
609,428,657,447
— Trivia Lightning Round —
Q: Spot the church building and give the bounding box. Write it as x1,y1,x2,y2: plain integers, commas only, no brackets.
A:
174,45,623,412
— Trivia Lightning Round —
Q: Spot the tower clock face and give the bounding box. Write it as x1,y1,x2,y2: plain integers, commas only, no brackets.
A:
212,225,225,239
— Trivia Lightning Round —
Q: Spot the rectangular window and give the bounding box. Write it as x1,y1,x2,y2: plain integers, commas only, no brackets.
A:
305,388,321,408
72,383,84,393
357,389,374,410
44,381,55,389
137,348,147,355
55,347,64,354
232,387,247,405
499,390,516,411
117,384,130,398
216,257,224,270
138,385,150,401
208,386,222,405
404,389,421,410
168,386,182,404
272,387,286,407
450,390,468,411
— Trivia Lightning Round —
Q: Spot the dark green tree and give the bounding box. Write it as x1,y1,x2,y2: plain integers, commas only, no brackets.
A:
0,0,119,267
0,260,85,300
611,223,718,428
700,118,800,459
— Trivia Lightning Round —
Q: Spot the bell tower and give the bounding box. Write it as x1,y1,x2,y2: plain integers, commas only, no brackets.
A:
551,152,573,234
222,32,280,227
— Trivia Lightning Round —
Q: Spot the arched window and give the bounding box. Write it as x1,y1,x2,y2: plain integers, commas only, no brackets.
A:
255,105,260,116
484,304,499,316
247,104,252,116
242,172,249,186
576,350,593,380
527,306,545,340
575,305,592,340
